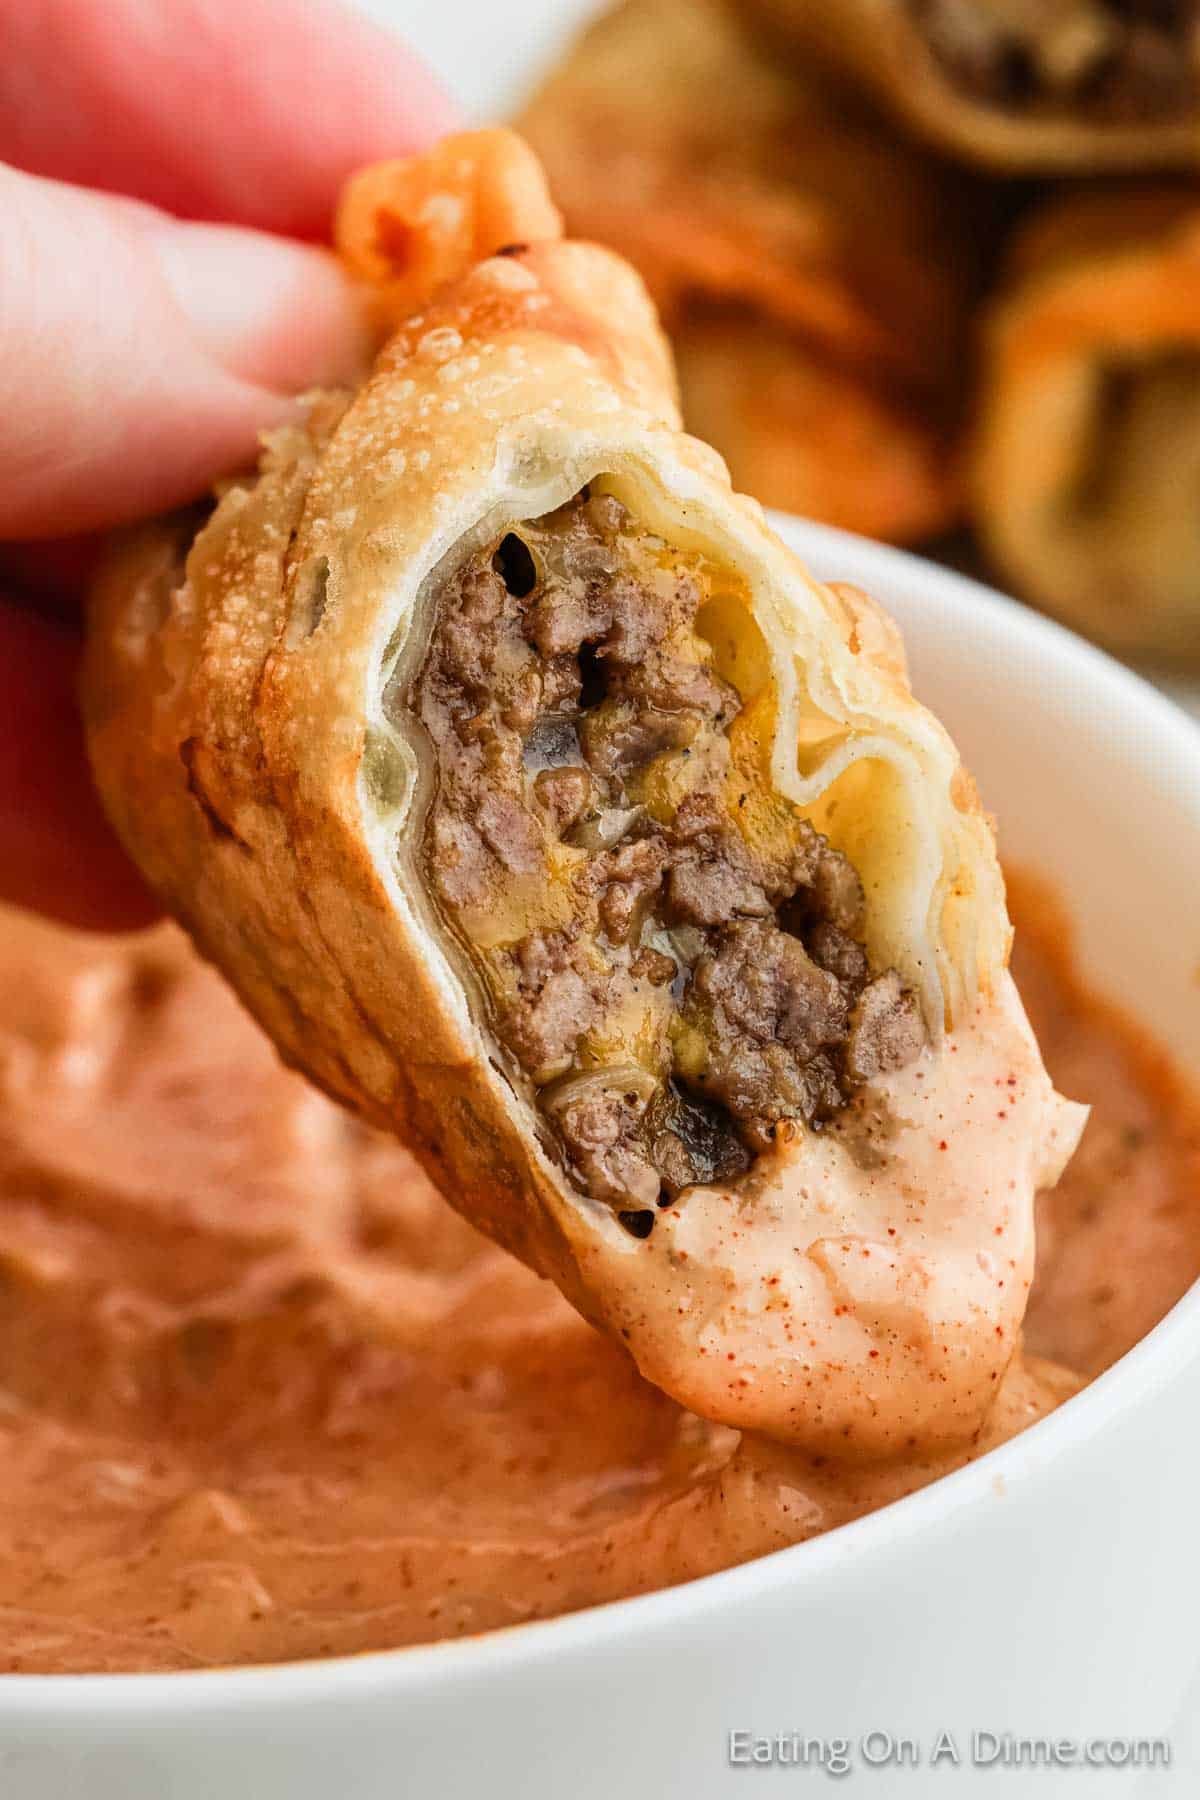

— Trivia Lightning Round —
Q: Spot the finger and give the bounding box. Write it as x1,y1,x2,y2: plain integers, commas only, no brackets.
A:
0,165,370,539
0,602,159,932
0,0,458,238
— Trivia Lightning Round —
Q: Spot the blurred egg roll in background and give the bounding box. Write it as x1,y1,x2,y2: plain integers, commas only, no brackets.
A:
973,188,1200,659
739,0,1200,173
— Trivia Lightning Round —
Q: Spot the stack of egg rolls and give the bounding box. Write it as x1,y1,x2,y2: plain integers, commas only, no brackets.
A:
519,0,973,544
522,0,1200,658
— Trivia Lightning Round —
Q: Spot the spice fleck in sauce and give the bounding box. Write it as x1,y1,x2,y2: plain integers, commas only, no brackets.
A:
0,876,1194,1672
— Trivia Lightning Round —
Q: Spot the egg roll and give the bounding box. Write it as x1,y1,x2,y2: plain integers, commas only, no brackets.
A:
972,187,1200,659
519,0,966,543
742,0,1200,172
84,133,1084,1456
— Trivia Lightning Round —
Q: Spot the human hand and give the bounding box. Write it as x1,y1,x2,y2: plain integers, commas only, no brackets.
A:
0,0,456,930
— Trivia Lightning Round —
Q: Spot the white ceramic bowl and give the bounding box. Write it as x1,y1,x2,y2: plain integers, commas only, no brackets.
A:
5,521,1199,1798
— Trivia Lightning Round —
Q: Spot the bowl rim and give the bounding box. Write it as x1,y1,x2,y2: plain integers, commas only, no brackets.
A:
7,518,1199,1712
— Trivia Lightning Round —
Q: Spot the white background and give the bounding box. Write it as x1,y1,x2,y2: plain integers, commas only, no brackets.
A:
354,0,602,119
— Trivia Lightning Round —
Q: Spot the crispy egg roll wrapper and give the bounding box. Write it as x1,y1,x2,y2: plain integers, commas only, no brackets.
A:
519,0,966,543
973,187,1200,659
742,0,1200,173
85,136,1082,1457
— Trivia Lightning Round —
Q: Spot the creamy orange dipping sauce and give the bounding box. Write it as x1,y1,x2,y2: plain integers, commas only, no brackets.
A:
0,878,1195,1673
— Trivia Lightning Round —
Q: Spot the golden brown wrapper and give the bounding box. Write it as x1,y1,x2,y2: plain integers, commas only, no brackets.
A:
80,133,1075,1456
741,0,1200,173
519,0,969,543
972,186,1200,660
336,129,564,329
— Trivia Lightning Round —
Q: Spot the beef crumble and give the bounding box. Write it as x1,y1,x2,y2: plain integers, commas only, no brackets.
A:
403,490,926,1226
912,0,1200,122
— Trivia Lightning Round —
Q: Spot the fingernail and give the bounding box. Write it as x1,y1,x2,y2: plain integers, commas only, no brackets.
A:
150,218,372,394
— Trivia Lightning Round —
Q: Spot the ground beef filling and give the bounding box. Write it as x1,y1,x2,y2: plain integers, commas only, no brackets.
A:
913,0,1200,122
408,491,925,1232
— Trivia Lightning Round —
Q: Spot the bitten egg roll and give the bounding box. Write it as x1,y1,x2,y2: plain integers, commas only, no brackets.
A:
519,0,966,544
742,0,1200,172
973,186,1200,659
84,133,1084,1456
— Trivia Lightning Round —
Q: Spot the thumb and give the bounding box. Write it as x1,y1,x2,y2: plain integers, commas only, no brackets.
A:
0,164,370,540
